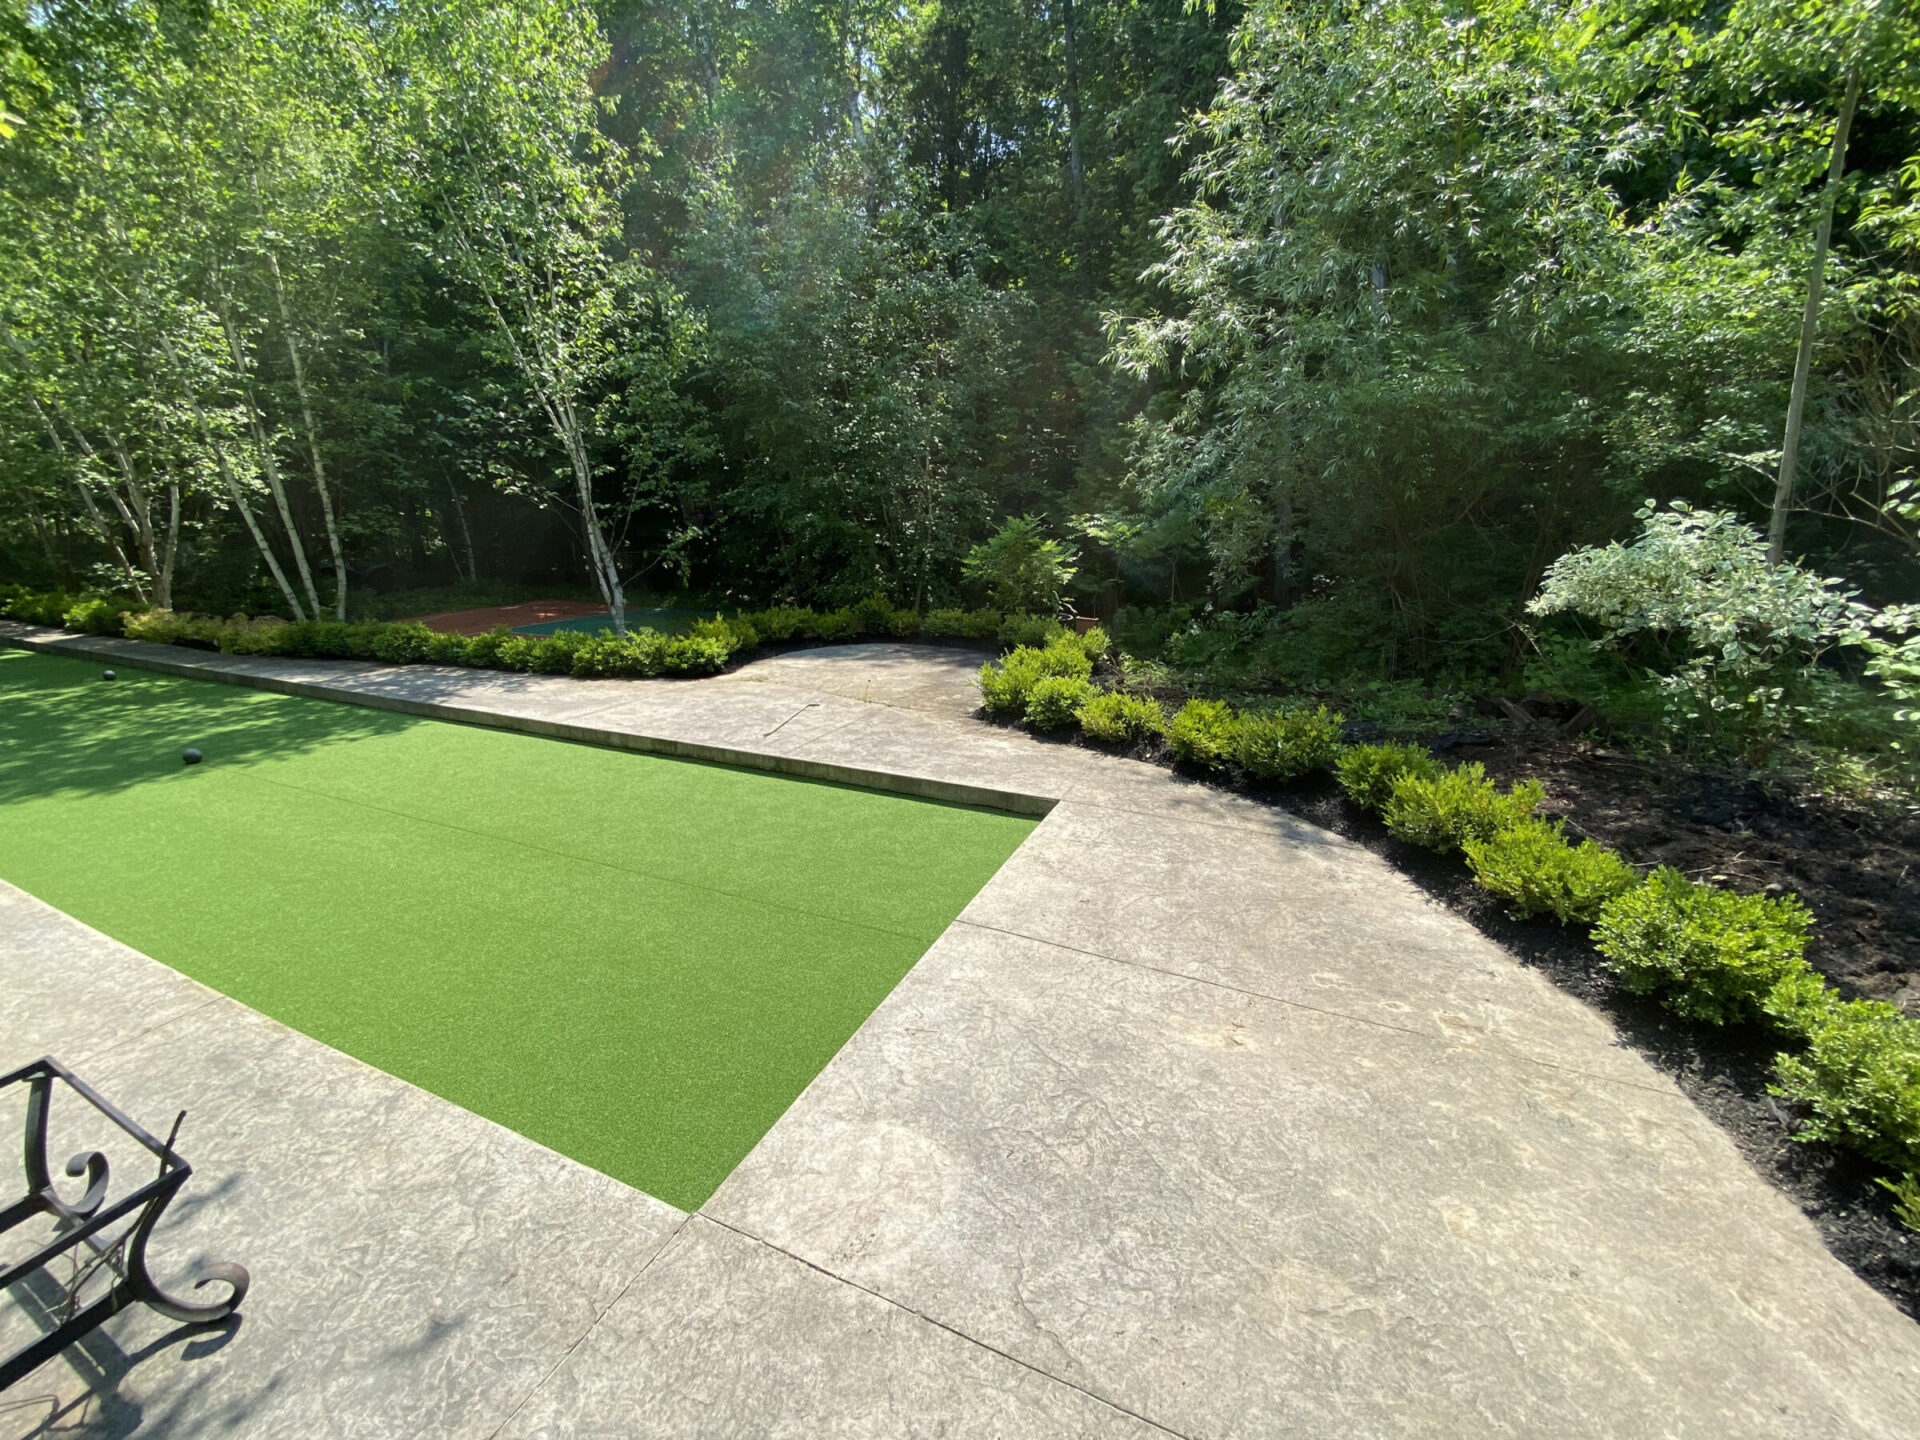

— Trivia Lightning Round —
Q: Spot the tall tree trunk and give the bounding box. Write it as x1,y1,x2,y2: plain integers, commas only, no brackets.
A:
209,434,308,621
557,391,626,632
159,478,180,610
152,327,307,619
259,227,348,619
220,304,324,615
109,438,163,596
446,222,624,632
1768,68,1861,566
73,473,146,600
1061,0,1086,236
445,477,478,584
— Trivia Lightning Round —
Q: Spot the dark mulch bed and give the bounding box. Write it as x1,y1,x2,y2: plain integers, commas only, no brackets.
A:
1469,725,1920,1018
1015,706,1920,1320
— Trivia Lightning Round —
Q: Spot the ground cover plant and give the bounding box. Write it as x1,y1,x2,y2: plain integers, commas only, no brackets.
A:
0,649,1034,1209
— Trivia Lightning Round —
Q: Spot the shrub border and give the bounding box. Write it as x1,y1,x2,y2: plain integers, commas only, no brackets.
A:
976,643,1920,1227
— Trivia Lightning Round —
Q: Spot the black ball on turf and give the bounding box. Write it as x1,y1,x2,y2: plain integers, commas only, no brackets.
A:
101,670,117,681
181,748,203,766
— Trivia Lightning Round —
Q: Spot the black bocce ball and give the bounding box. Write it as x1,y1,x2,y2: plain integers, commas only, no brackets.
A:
181,748,203,766
101,669,117,681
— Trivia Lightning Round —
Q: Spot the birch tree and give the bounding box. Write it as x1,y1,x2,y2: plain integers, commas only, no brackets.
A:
381,0,641,631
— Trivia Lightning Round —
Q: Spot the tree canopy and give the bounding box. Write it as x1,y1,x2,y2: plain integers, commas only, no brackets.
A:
2,0,1916,673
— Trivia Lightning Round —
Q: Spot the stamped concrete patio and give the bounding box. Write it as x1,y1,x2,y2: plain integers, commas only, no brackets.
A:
3,626,1919,1438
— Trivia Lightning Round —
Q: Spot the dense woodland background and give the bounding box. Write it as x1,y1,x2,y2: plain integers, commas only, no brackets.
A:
2,0,1917,691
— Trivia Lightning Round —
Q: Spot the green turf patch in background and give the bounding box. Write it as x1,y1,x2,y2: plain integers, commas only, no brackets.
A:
0,649,1033,1209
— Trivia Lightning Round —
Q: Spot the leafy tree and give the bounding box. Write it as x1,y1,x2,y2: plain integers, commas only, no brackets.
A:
962,515,1078,614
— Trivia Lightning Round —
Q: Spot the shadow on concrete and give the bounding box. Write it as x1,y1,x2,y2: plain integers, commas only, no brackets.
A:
0,1267,250,1439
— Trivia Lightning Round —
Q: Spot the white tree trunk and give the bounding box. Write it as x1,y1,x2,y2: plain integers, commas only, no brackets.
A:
559,392,626,632
220,305,324,616
263,240,349,618
159,478,180,610
1768,68,1861,566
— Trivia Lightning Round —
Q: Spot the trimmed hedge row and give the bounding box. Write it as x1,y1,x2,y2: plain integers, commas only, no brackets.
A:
1,584,1072,682
975,640,1920,1220
121,609,740,677
0,585,140,634
978,631,1345,784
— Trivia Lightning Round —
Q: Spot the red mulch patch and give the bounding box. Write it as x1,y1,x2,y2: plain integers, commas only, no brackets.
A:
402,600,608,637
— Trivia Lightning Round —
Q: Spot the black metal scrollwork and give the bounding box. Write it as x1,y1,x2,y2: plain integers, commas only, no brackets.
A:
1,1056,249,1390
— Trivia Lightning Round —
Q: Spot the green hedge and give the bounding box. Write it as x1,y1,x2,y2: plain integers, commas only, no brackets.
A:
1166,698,1240,768
1025,674,1097,730
977,631,1104,718
1462,817,1638,924
1772,995,1920,1177
1335,743,1441,810
1593,867,1817,1026
13,587,1045,684
1383,763,1544,851
1078,691,1167,746
1236,706,1343,781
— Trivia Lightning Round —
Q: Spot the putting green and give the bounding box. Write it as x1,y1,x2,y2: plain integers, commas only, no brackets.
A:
0,649,1033,1209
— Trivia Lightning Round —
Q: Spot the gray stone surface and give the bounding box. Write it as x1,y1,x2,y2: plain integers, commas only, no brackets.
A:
6,625,1920,1439
708,923,1920,1440
0,885,222,1068
495,1217,1169,1439
718,642,989,720
958,800,1661,1084
0,887,686,1440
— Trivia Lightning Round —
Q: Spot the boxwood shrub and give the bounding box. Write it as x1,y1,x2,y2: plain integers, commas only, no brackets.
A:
1078,692,1167,746
924,607,1001,640
1335,742,1442,812
1383,763,1543,851
1235,705,1343,782
977,638,1094,718
1772,996,1920,1175
1593,867,1817,1026
1462,817,1639,924
1166,699,1239,769
62,595,139,635
1025,675,1097,730
0,585,78,626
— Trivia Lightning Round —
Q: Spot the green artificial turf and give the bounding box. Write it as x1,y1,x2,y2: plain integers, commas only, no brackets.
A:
0,649,1033,1209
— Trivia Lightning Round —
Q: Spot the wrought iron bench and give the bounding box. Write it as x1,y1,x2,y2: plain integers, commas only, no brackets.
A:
1,1056,249,1390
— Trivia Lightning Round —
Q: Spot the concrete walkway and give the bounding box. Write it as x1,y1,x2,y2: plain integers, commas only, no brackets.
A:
3,626,1919,1438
